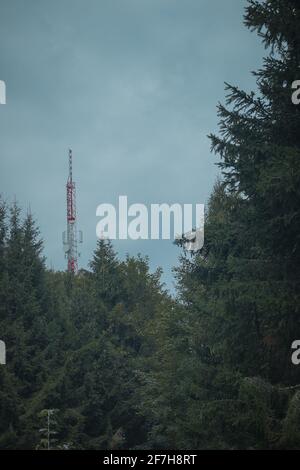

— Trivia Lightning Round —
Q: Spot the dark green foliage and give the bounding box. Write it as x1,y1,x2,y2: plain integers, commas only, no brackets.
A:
138,0,300,449
0,201,167,449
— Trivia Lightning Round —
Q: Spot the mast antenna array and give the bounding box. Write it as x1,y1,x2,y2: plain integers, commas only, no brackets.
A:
63,149,82,273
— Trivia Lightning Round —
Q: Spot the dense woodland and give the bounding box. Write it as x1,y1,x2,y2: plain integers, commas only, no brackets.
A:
1,0,300,449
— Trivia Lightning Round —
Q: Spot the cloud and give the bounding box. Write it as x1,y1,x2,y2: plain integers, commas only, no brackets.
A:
0,0,264,291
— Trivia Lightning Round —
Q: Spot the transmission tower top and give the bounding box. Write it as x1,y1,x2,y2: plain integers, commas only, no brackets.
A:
68,148,73,182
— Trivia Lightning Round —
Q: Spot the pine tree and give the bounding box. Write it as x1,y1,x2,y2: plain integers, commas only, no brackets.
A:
89,238,124,307
141,0,300,449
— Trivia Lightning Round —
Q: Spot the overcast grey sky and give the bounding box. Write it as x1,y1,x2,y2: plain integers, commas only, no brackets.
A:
0,0,264,292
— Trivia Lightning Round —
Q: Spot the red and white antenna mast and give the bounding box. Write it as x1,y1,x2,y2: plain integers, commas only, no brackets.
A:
63,149,82,273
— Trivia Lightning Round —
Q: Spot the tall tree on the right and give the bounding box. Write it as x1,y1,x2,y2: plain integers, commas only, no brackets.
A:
164,0,300,449
207,0,300,384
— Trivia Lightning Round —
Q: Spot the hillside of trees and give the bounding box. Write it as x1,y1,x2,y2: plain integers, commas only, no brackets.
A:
1,0,300,449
